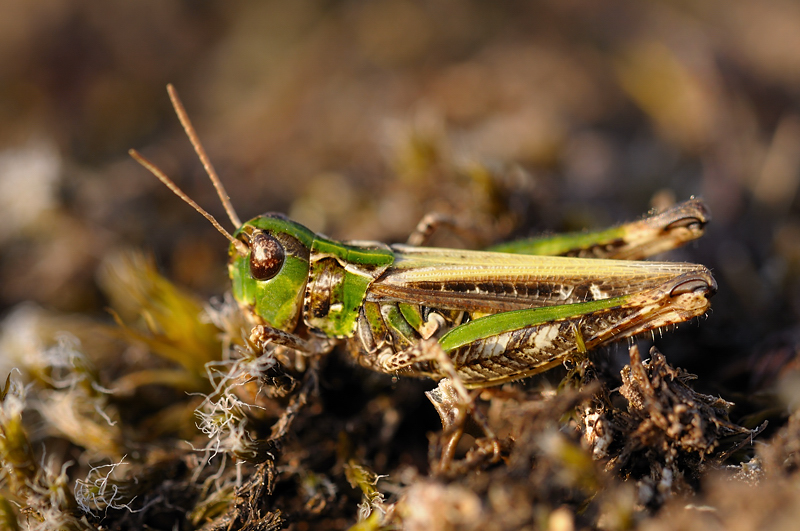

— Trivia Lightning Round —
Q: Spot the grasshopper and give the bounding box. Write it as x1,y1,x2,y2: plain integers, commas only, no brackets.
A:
130,85,716,388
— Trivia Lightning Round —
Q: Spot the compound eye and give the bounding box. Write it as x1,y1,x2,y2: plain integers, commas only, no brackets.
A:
249,232,285,281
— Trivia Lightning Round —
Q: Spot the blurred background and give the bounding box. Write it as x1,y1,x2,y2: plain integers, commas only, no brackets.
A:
1,0,799,399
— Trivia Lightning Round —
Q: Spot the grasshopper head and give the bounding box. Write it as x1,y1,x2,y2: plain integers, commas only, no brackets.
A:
130,86,320,333
229,214,316,331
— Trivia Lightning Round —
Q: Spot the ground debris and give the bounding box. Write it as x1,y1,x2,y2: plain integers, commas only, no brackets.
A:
371,382,616,530
585,345,762,510
197,461,282,531
758,406,800,479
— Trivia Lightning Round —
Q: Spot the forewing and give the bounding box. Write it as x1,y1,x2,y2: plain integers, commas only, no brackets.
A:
367,245,711,313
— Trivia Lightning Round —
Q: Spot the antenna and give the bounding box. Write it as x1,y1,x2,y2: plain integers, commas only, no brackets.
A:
166,83,243,228
129,149,249,257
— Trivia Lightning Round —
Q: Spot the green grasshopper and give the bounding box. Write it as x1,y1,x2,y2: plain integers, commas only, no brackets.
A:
130,85,716,388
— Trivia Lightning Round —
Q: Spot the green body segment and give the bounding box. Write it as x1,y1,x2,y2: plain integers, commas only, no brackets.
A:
486,199,709,260
488,226,626,257
397,303,424,332
236,215,317,247
438,295,629,352
380,303,417,350
305,238,394,337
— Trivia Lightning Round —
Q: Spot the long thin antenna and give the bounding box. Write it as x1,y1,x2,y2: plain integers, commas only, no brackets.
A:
166,83,243,228
129,149,249,257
